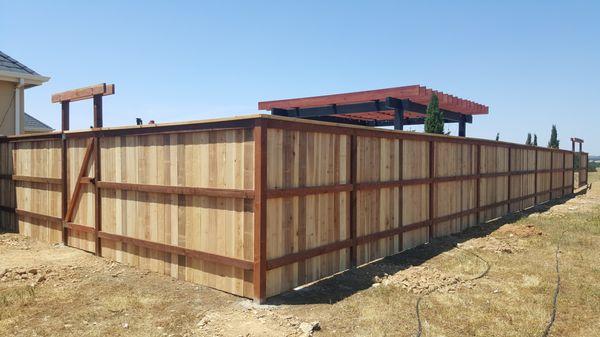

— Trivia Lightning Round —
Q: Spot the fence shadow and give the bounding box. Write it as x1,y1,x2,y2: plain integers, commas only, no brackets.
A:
267,189,588,306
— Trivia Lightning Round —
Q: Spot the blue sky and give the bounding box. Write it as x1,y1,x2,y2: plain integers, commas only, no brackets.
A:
1,1,598,153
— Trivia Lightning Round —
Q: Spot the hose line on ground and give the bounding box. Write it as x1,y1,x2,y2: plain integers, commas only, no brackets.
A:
413,246,490,337
540,230,566,337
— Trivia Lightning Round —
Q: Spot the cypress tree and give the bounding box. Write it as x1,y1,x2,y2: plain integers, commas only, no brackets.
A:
424,94,444,134
548,125,560,148
495,133,500,141
526,133,532,145
533,134,538,146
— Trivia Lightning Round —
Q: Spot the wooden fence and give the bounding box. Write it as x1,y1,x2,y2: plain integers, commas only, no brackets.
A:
0,115,589,302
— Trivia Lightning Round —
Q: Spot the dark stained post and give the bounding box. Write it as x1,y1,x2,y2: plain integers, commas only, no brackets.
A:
428,140,435,240
61,101,70,131
93,95,103,128
458,116,466,137
507,148,512,211
534,149,538,204
562,152,566,197
475,144,481,222
349,134,358,267
94,134,102,256
398,138,403,251
61,101,70,245
549,151,554,199
253,118,267,303
393,108,404,131
93,94,103,254
572,139,576,193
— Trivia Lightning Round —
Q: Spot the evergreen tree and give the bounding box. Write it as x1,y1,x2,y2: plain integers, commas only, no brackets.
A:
548,125,560,148
526,133,532,145
424,94,444,134
533,134,538,146
495,133,500,141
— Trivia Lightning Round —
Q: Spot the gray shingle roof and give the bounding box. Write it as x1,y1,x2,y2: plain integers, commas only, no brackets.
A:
0,51,40,76
24,113,54,132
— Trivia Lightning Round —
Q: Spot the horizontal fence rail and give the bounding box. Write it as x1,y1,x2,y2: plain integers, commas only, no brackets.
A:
0,116,589,303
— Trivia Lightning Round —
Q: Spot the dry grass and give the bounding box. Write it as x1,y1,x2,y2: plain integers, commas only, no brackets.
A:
0,174,599,336
312,174,600,337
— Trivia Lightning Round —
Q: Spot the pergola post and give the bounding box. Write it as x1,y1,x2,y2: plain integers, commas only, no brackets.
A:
458,116,466,137
93,94,103,128
52,83,115,247
61,101,70,131
394,107,404,130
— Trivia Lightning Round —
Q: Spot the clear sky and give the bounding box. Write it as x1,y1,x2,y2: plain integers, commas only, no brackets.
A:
1,1,598,153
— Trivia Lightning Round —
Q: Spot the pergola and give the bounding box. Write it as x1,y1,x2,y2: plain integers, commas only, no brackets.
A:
258,85,489,137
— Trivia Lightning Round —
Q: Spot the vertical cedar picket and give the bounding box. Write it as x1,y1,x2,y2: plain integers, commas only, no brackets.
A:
253,119,267,303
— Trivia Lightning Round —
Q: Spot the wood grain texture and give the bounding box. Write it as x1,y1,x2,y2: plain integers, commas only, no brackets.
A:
7,115,581,301
264,128,350,297
13,139,62,243
98,129,255,297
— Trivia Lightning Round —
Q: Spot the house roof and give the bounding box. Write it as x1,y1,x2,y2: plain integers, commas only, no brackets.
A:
0,51,49,87
24,113,54,132
0,51,40,76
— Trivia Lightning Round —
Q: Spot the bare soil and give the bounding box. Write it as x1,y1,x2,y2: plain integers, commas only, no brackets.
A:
1,175,599,337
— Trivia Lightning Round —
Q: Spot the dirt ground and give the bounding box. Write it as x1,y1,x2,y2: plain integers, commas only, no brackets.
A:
1,174,599,337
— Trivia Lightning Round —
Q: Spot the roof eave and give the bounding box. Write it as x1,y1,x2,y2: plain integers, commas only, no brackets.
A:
0,69,50,88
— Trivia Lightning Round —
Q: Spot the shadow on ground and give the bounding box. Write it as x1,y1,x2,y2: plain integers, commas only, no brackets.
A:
268,188,589,306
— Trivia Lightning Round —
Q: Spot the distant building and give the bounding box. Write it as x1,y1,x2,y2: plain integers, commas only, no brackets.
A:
24,113,54,134
0,51,50,136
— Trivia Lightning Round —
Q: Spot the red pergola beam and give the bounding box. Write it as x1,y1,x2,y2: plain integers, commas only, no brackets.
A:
258,85,488,115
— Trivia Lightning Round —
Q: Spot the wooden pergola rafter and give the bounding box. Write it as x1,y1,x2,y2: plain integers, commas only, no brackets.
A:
258,85,489,137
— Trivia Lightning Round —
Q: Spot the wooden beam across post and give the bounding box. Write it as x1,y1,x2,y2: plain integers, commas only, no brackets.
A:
52,83,115,103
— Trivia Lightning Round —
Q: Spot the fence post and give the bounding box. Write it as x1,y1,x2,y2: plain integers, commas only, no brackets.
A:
428,140,435,240
475,144,481,223
61,101,70,246
534,149,538,204
398,138,403,252
507,147,512,211
253,118,267,303
562,153,566,197
349,134,358,267
549,151,554,199
572,141,576,193
94,136,102,256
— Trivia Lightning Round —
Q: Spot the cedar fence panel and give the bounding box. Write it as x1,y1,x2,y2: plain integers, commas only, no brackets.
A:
1,115,586,302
